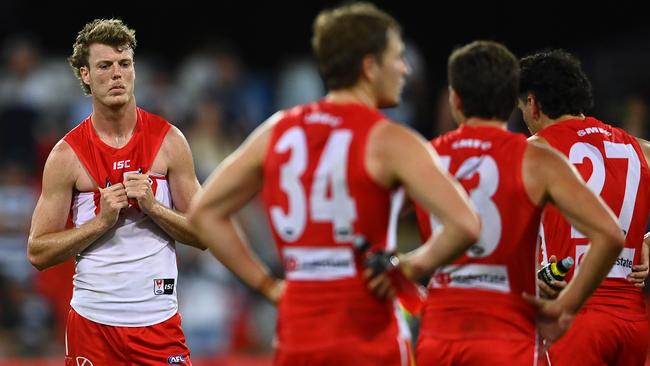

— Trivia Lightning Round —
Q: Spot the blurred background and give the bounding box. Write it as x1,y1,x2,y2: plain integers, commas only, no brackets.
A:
1,1,649,364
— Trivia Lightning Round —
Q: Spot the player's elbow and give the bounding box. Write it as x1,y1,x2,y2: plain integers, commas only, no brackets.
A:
457,213,481,247
27,241,47,271
591,223,625,257
186,201,204,230
604,226,625,252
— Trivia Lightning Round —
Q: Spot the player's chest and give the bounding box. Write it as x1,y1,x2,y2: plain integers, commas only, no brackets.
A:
74,148,168,191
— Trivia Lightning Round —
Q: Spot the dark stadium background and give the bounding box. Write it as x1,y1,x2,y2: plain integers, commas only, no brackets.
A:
2,1,648,88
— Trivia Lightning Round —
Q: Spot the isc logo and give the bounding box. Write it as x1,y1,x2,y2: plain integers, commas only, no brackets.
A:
154,278,175,295
113,159,131,170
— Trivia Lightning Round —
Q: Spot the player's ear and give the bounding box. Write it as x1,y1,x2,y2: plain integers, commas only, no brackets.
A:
362,54,380,83
528,94,542,120
80,66,91,86
448,87,462,111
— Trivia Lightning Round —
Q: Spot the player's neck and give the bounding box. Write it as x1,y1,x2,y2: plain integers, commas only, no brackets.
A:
326,85,377,109
541,113,585,131
91,99,138,147
553,113,585,123
463,117,507,129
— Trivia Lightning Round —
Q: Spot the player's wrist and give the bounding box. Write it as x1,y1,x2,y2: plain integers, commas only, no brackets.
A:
555,292,581,315
256,275,282,303
140,197,159,215
396,253,418,281
94,213,117,231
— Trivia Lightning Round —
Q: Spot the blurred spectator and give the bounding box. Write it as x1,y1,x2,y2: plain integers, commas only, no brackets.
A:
179,42,273,136
431,86,456,138
0,160,54,357
0,36,41,171
177,245,238,356
186,99,238,182
275,56,324,110
383,40,431,136
135,57,189,127
621,94,649,140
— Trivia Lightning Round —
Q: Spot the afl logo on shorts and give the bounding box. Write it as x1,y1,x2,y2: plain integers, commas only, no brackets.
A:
168,355,187,364
76,356,94,366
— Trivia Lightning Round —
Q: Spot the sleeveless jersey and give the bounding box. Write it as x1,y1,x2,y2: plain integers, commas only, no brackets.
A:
262,101,409,355
537,117,649,320
415,125,543,340
63,108,178,326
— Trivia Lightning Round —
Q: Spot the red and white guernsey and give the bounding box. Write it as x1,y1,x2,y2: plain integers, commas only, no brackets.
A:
415,126,543,340
63,108,178,327
262,101,409,357
537,117,649,320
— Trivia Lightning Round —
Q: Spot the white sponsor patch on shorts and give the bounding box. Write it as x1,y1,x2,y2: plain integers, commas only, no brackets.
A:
429,264,510,293
283,247,356,280
576,245,635,278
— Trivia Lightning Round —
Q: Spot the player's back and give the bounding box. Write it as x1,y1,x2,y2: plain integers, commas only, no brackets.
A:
415,125,542,340
262,100,405,353
537,117,650,320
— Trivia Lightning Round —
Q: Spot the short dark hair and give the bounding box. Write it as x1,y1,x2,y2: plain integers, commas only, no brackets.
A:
312,2,400,90
519,49,593,119
69,18,137,95
448,40,519,121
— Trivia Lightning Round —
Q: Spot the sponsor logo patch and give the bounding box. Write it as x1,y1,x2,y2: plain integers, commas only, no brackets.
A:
283,247,356,280
430,264,511,293
112,159,131,170
304,112,341,126
154,278,175,295
167,355,187,364
577,127,612,137
576,245,635,278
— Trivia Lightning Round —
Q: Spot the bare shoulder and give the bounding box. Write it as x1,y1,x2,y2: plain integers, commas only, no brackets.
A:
634,136,650,149
527,134,549,145
48,138,75,163
248,111,283,144
148,125,190,175
524,141,573,177
634,137,650,165
367,119,434,188
368,119,426,158
44,139,79,182
162,125,190,151
522,141,573,205
370,119,421,141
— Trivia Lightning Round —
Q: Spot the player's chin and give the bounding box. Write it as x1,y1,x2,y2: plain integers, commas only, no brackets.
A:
377,95,400,109
103,95,130,107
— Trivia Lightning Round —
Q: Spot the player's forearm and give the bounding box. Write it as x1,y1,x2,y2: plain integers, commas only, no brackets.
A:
558,232,624,313
28,217,111,271
145,202,205,249
192,212,274,293
641,232,650,265
403,224,477,280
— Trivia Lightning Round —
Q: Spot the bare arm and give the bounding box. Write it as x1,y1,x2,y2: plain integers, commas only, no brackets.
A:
127,126,204,249
28,141,126,270
524,142,624,314
624,137,650,287
187,116,282,302
366,122,481,279
634,137,650,167
627,233,650,287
